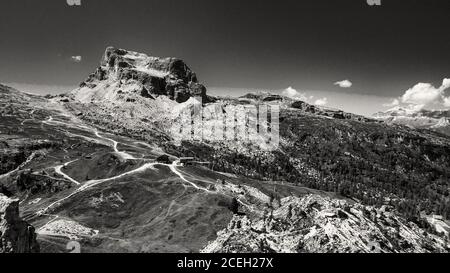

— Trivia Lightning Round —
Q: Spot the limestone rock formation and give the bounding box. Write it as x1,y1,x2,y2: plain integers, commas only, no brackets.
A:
72,47,208,103
0,194,39,253
202,195,449,253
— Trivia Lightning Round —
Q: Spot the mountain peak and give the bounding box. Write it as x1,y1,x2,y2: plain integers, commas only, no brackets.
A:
101,47,198,81
71,47,207,103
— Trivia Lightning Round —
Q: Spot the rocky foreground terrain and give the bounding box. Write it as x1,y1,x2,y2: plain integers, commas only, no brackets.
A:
202,195,448,253
1,47,450,253
1,194,39,253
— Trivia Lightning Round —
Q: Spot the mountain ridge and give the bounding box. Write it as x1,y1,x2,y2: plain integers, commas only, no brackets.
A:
374,106,450,136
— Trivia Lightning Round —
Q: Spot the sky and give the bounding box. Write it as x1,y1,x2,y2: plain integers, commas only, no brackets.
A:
0,0,449,116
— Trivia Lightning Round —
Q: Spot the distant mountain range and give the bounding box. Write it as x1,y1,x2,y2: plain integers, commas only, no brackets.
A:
1,48,449,253
374,106,450,136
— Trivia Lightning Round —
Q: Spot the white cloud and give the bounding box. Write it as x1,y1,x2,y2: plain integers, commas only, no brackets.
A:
71,56,82,63
400,78,450,108
282,86,298,97
401,83,442,106
444,97,450,108
282,86,308,101
383,98,400,107
334,80,352,88
383,78,450,110
442,78,450,90
314,97,328,106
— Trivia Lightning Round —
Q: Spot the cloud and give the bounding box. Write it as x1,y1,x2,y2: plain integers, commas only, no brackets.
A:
442,78,450,90
444,97,450,108
383,98,400,107
334,80,352,88
401,83,442,106
314,97,328,106
383,78,450,110
400,78,450,108
71,56,82,63
282,86,308,101
282,86,298,97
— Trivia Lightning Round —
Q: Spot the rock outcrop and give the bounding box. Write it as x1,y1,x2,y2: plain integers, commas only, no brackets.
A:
72,47,208,103
202,195,449,253
0,194,39,253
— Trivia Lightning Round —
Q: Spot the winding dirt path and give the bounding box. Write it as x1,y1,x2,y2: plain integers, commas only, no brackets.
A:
36,160,212,216
54,160,80,185
94,131,136,160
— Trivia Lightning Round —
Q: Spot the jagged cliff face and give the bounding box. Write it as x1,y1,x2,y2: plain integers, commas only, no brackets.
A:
202,195,449,253
71,47,207,103
0,194,39,253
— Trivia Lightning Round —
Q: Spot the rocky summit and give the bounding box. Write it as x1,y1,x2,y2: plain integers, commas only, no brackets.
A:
0,194,39,253
71,47,208,103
